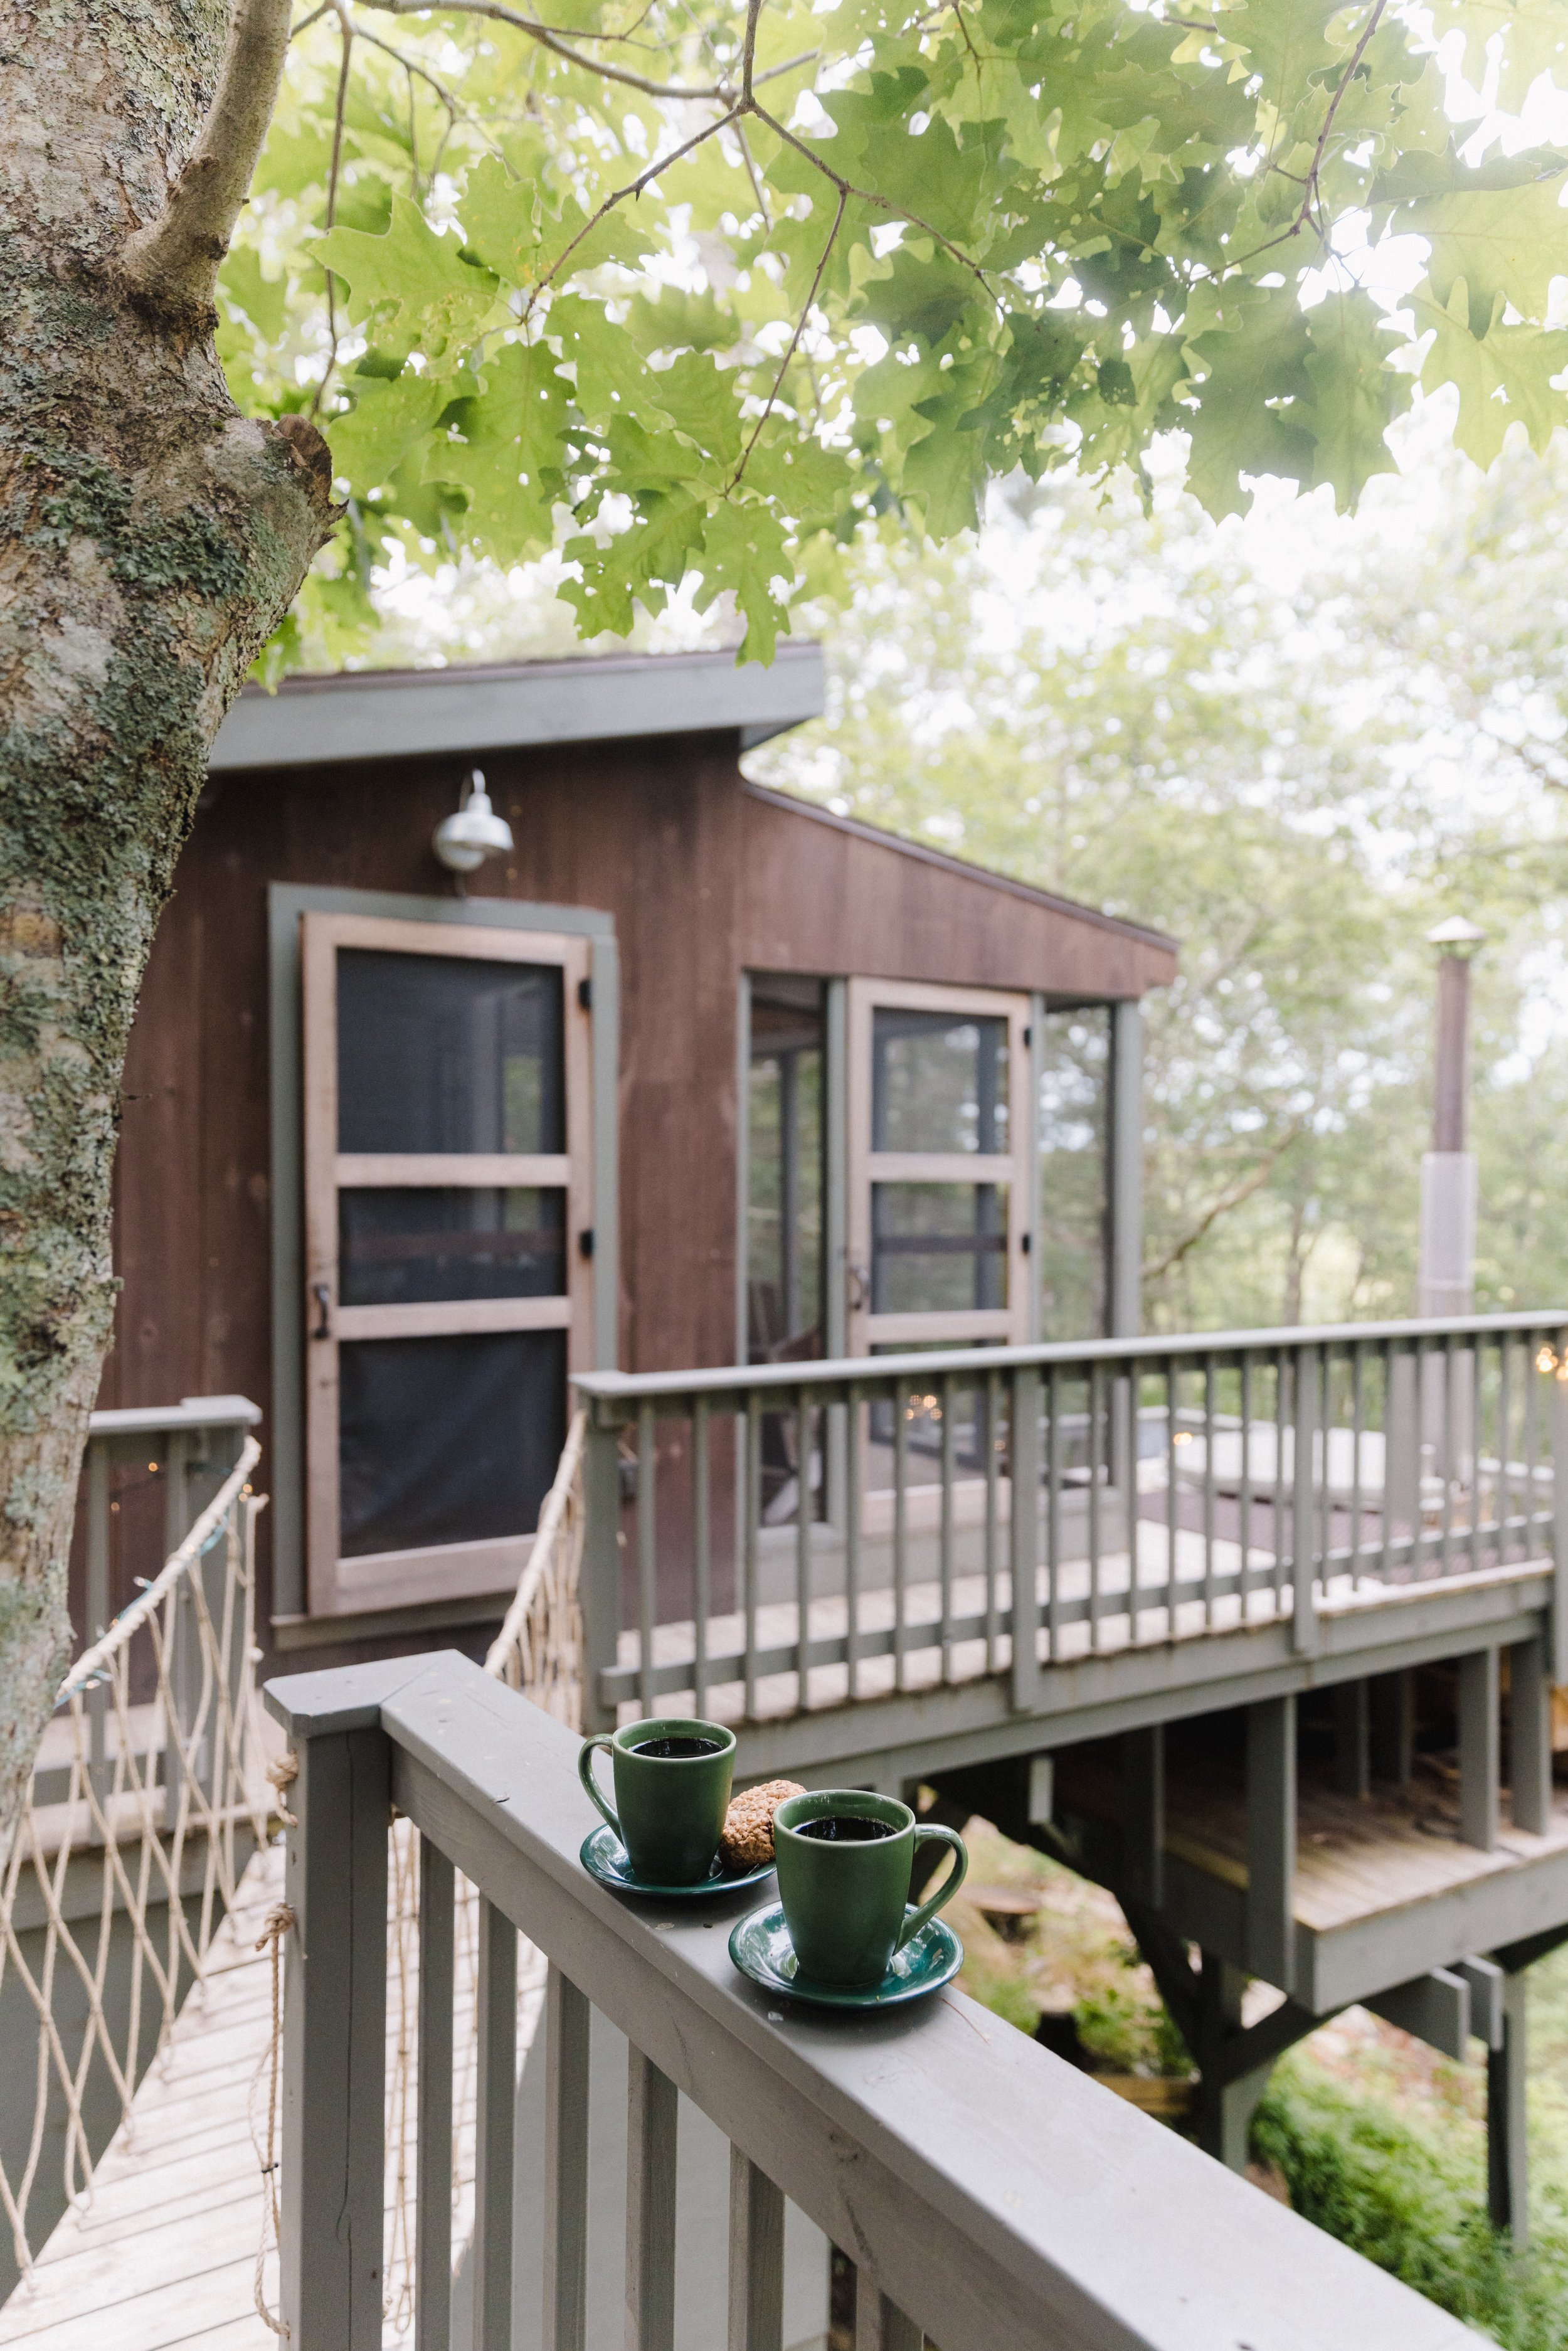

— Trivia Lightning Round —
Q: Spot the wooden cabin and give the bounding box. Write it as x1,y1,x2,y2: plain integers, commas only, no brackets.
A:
93,645,1176,1672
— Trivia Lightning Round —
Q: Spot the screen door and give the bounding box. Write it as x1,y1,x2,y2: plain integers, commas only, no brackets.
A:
846,978,1031,1353
302,913,593,1615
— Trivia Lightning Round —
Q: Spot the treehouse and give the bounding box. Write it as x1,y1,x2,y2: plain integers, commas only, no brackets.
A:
11,648,1568,2350
90,642,1173,1676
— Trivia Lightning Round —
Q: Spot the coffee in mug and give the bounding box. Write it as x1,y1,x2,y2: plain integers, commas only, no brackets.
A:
772,1789,966,1986
579,1717,736,1886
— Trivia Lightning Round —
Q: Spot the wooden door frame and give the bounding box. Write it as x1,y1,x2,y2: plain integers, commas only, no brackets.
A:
300,908,594,1620
845,977,1034,1354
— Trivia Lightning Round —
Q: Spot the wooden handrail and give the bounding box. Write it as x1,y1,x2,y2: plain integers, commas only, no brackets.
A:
265,1651,1482,2351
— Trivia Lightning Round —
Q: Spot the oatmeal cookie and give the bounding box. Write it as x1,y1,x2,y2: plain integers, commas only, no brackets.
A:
720,1779,805,1870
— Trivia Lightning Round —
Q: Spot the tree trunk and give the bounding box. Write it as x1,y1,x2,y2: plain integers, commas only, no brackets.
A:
0,0,335,1852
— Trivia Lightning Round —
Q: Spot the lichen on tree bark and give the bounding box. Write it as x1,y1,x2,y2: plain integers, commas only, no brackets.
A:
0,0,336,1852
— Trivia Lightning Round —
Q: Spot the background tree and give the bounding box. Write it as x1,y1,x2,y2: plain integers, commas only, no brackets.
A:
3,0,1567,1848
751,433,1568,1331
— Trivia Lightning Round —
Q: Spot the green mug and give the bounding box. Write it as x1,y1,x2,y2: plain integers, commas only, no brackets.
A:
772,1789,967,1987
578,1717,736,1886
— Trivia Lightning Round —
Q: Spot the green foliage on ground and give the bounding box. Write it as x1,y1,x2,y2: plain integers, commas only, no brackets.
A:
953,1822,1568,2347
1255,2063,1568,2350
229,2,1568,664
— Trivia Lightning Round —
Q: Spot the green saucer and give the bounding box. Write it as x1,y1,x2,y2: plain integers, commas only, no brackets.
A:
580,1825,774,1901
728,1900,963,2009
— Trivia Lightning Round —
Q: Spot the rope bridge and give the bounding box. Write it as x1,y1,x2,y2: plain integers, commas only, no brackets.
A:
0,1438,270,2292
0,1406,587,2341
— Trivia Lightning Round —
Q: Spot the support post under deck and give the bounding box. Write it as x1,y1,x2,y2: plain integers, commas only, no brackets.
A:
1487,1968,1528,2244
1510,1634,1552,1835
1459,1647,1500,1853
1246,1696,1296,1994
1332,1680,1370,1800
1369,1669,1414,1785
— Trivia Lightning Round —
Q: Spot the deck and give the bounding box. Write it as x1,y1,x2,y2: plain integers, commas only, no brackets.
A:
0,1837,544,2351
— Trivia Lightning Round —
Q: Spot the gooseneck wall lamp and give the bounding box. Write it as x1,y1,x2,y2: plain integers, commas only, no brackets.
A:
433,768,514,875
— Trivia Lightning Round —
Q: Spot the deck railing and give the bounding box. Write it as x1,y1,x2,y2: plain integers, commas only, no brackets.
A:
265,1649,1481,2351
574,1310,1568,1729
1,1398,272,2292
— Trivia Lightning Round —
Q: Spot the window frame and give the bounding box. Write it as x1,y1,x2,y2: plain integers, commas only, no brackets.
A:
846,976,1034,1352
300,910,594,1618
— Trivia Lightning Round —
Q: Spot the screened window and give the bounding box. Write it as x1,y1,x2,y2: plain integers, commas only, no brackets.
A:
1038,1007,1110,1339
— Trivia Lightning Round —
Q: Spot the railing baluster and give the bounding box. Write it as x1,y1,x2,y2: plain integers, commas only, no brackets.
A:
1552,1327,1568,1676
85,1436,110,1810
1350,1342,1365,1589
984,1368,1001,1674
796,1386,813,1706
854,2281,923,2351
1046,1364,1062,1662
845,1381,862,1702
940,1371,956,1682
1088,1362,1104,1651
1010,1366,1042,1709
637,1400,657,1717
727,2148,784,2351
1497,1339,1512,1566
1292,1344,1318,1655
692,1399,711,1717
627,2049,678,2351
1165,1356,1180,1635
1201,1352,1216,1629
415,1840,453,2351
1441,1334,1456,1576
1526,1339,1542,1558
893,1376,909,1692
473,1897,516,2351
1379,1341,1394,1584
544,1966,591,2351
1273,1349,1288,1612
1469,1342,1484,1577
744,1393,761,1721
1238,1352,1254,1607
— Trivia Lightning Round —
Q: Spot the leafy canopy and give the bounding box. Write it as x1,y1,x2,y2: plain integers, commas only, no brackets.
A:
223,0,1568,664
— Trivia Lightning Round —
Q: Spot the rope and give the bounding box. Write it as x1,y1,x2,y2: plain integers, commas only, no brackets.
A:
0,1444,274,2288
483,1408,586,1723
251,1902,296,2338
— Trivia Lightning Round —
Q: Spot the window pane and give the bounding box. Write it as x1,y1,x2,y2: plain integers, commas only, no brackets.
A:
339,1188,566,1306
747,977,825,1365
871,1009,1009,1155
871,1182,1008,1315
339,1330,566,1558
337,950,564,1155
1039,1008,1110,1339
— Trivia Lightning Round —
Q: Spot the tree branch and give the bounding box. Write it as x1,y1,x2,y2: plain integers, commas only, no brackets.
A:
1142,1125,1303,1288
730,183,844,489
117,0,294,317
366,0,733,99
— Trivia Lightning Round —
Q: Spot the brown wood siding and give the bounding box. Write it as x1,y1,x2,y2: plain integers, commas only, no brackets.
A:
95,719,1172,1669
738,786,1177,999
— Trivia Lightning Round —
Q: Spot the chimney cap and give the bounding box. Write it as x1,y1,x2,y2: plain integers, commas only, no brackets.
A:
1426,915,1486,955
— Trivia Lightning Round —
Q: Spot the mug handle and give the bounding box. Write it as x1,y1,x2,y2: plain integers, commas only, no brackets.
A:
897,1825,968,1951
578,1734,622,1842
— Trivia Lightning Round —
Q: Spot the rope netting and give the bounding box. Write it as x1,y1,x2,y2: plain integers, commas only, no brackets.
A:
0,1438,271,2288
483,1407,586,1717
0,1403,586,2337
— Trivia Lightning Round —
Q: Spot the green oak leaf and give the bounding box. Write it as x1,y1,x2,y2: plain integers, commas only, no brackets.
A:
317,196,499,356
327,369,452,496
1301,292,1399,512
691,500,792,661
1398,172,1568,335
423,340,570,559
1184,289,1315,520
1411,284,1568,467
